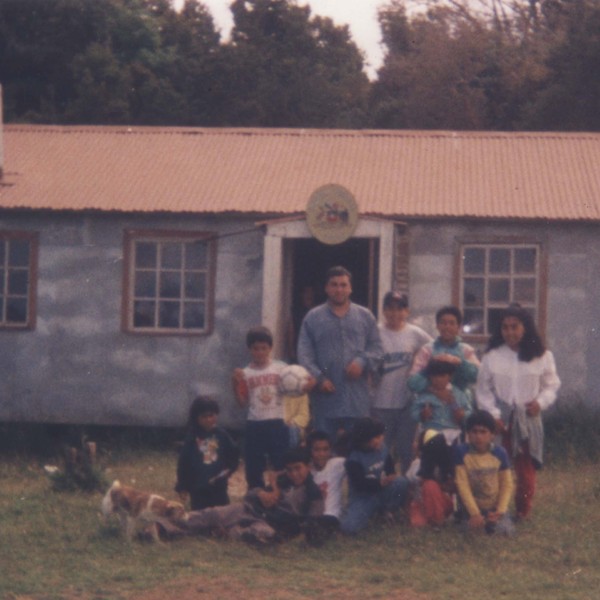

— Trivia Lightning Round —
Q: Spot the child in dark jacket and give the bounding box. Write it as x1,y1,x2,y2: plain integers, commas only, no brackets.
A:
341,417,410,535
175,397,240,510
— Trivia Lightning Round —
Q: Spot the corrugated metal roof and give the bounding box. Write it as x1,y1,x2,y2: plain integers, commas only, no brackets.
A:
1,125,599,221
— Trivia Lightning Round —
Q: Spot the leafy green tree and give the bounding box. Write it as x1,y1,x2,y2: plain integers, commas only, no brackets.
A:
220,0,369,127
371,3,491,129
523,0,600,130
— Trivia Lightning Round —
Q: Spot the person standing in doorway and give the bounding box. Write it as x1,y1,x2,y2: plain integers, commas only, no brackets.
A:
297,266,383,442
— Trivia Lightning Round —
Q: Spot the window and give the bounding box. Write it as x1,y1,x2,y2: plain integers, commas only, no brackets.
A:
0,232,38,329
123,230,216,335
458,242,542,337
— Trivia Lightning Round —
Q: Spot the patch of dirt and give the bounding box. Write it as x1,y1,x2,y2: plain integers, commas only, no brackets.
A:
126,574,430,600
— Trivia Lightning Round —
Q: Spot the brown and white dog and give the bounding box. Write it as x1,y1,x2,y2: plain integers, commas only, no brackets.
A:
101,480,186,542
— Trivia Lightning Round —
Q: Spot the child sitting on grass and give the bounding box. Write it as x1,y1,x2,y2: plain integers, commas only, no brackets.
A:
175,397,239,510
307,431,346,528
341,417,409,535
177,447,324,545
406,431,454,529
454,410,514,535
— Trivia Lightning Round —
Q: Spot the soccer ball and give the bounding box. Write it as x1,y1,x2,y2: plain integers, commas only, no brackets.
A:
279,364,311,397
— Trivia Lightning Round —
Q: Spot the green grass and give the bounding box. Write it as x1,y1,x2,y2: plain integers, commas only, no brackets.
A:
1,445,599,600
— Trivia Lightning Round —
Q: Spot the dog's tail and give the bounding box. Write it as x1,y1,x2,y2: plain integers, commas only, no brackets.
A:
101,479,122,517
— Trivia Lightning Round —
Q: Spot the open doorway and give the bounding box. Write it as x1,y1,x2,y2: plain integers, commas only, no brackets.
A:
285,237,380,360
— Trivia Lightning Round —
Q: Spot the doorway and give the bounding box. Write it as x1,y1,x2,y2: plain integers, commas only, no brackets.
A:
284,237,379,361
261,217,395,360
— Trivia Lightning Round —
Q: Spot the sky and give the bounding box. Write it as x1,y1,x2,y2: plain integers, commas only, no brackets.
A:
179,1,387,78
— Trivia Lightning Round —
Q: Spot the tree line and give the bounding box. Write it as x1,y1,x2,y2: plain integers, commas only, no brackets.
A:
0,0,598,130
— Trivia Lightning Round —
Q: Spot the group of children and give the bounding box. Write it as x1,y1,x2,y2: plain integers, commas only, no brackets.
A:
171,295,560,544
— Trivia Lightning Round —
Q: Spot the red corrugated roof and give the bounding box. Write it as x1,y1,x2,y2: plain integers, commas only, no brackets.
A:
1,125,599,221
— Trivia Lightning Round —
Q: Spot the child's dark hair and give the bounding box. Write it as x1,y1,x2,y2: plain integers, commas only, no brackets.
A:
486,304,545,362
246,325,273,348
435,305,463,325
350,417,385,449
466,410,496,433
425,359,457,378
383,291,409,309
188,396,219,427
283,446,310,466
306,430,331,451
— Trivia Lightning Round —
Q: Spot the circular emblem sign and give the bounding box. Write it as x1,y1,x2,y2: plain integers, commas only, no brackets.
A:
306,184,359,245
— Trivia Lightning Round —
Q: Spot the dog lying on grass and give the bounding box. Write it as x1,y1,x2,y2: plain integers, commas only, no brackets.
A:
101,480,186,542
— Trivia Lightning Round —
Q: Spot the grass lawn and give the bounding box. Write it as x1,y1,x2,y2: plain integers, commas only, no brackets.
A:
1,447,599,600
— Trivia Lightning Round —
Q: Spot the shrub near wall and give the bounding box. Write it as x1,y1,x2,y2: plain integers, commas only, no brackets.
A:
544,395,600,463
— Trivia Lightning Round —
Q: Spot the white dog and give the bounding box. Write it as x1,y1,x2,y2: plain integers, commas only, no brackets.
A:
101,480,186,542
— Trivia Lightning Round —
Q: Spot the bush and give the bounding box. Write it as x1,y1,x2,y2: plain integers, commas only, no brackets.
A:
545,394,600,463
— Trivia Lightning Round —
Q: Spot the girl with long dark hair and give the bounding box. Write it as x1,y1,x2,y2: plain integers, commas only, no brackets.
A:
475,305,560,518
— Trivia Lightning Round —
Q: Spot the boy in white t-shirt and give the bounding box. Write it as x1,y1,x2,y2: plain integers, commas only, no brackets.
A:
305,430,346,545
371,292,432,473
307,431,346,523
232,326,289,490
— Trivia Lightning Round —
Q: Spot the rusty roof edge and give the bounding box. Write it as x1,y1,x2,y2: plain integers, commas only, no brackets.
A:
5,124,600,141
0,203,599,225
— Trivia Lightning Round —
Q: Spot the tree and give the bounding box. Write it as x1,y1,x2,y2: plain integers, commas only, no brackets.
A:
218,0,369,127
371,2,492,129
523,0,600,130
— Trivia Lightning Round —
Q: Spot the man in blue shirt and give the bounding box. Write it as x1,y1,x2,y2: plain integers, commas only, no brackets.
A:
297,266,383,442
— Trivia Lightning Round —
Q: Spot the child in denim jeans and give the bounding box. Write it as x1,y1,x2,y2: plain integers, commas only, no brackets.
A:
341,417,409,534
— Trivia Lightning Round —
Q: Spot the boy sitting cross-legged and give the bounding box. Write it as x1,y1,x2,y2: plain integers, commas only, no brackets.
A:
175,446,324,545
454,410,515,535
306,431,346,538
341,417,410,535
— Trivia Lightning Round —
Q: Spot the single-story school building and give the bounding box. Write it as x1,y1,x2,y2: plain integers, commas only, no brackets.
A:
0,119,599,428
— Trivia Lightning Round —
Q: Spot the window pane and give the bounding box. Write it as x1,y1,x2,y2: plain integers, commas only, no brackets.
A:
8,270,28,295
134,271,156,297
8,240,30,267
159,301,180,328
515,248,537,273
133,300,155,327
135,242,157,268
0,242,5,264
159,271,181,298
161,243,182,269
185,241,208,269
184,302,205,328
489,248,510,273
488,278,510,302
7,297,27,322
463,309,484,334
514,278,536,303
463,278,484,307
185,273,206,299
0,296,3,320
463,248,485,274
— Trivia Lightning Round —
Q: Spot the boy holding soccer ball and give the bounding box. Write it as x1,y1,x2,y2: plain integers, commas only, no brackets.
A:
233,326,314,489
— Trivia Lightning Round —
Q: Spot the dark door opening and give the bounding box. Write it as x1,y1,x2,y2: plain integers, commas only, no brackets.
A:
284,237,380,361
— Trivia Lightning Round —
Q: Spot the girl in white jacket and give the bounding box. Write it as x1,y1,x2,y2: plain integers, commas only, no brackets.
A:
476,305,560,519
